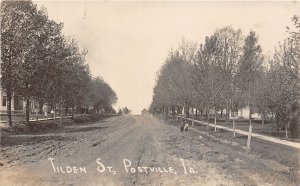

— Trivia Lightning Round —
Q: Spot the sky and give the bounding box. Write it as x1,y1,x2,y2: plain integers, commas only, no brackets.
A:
34,0,300,114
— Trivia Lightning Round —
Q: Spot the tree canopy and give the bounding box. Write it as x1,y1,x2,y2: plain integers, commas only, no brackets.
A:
1,0,118,126
150,21,300,137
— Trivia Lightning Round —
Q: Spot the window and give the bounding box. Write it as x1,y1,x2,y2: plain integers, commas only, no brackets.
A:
2,96,7,107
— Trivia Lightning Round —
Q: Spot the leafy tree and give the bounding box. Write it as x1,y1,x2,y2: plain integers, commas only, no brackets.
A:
194,27,243,130
213,26,243,125
236,31,263,148
1,1,48,125
0,0,27,126
286,15,300,138
266,39,299,136
59,38,91,115
25,9,64,115
122,107,130,115
252,68,269,125
117,108,122,115
86,77,117,114
196,34,227,130
237,31,264,126
1,1,118,127
150,19,300,140
150,39,197,120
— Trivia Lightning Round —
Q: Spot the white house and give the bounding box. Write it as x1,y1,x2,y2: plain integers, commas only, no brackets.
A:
0,88,23,113
0,89,14,112
237,106,261,119
185,106,261,119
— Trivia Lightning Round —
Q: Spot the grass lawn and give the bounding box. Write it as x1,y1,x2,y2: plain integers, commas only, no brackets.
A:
193,116,300,142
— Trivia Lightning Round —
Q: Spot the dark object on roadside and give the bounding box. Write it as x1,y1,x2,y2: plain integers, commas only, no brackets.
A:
217,128,224,133
180,122,189,132
180,124,184,132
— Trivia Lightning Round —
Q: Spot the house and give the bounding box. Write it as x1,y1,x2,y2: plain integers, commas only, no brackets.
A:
237,106,261,119
185,106,261,119
141,109,149,115
0,89,23,114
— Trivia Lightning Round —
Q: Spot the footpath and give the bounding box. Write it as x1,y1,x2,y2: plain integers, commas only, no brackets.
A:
179,116,300,149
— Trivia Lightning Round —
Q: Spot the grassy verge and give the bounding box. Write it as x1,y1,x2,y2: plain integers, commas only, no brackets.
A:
1,114,113,135
165,117,300,182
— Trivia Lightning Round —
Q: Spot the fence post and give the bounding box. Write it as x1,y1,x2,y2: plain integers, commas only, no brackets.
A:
246,124,253,152
233,116,236,138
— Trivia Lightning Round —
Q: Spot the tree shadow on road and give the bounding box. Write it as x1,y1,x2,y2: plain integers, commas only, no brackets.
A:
1,125,108,148
0,135,68,148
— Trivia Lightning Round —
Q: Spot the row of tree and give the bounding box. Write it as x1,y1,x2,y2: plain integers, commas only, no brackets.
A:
1,1,117,126
150,16,299,138
117,107,131,115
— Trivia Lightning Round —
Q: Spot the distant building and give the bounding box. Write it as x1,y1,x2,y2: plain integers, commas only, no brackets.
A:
0,89,22,114
186,106,261,119
141,109,149,115
237,106,261,119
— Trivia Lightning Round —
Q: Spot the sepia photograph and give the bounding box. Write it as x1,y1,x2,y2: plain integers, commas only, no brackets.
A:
0,0,300,185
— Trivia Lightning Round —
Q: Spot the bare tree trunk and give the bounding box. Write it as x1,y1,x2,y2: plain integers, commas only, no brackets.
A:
231,98,236,138
276,114,280,136
207,108,210,130
38,100,43,114
246,105,252,152
225,100,229,125
233,115,236,138
285,123,288,139
200,109,202,119
201,109,204,127
166,106,168,116
45,106,48,120
249,107,252,126
25,98,30,125
214,108,217,132
71,107,74,118
185,105,188,121
271,114,274,135
176,106,179,120
5,54,13,127
176,107,179,119
191,107,194,126
6,91,12,127
173,107,176,119
246,124,253,153
180,106,183,121
65,107,69,116
53,104,56,120
59,104,63,125
225,103,229,125
36,107,38,122
166,106,169,119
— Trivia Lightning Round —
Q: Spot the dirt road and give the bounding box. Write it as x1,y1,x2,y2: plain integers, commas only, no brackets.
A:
0,115,298,186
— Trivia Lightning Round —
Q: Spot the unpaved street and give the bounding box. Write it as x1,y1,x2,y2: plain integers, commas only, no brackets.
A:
0,115,298,186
